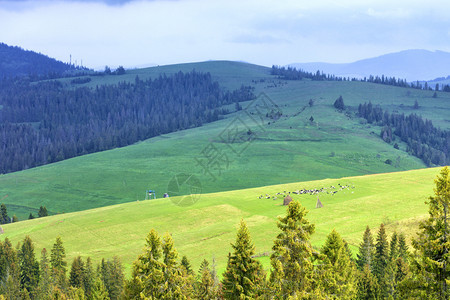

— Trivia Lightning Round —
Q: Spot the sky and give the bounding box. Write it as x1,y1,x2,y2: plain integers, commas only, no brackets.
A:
1,0,450,69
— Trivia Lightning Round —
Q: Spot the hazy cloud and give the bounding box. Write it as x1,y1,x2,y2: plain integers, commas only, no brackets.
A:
0,0,449,68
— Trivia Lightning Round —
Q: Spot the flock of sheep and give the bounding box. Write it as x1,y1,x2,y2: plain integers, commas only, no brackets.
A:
258,183,355,200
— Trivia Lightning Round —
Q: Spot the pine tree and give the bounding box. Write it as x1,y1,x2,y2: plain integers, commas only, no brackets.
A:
269,200,316,297
127,229,191,299
18,235,40,296
404,167,450,299
222,219,264,299
91,276,110,300
83,257,95,299
181,255,193,275
50,236,68,290
38,206,48,218
194,259,219,299
356,264,380,300
373,223,390,297
397,233,408,262
373,224,389,278
389,232,399,261
103,257,124,300
69,256,85,289
0,238,17,281
0,238,21,299
357,226,376,271
159,232,191,299
35,248,53,300
0,204,8,224
334,95,345,110
319,229,357,299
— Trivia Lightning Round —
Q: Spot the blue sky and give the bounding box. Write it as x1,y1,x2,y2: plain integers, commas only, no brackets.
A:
1,0,449,69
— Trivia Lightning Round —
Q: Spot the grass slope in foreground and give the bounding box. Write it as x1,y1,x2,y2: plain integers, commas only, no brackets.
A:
0,167,438,276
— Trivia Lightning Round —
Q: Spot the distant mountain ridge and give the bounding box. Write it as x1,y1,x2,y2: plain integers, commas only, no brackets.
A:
289,49,450,82
0,42,76,78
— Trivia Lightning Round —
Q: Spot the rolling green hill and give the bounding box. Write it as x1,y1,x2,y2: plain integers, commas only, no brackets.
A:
1,61,450,221
0,167,439,276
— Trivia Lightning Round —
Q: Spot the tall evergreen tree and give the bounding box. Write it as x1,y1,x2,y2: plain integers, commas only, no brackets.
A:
102,257,124,300
357,226,376,271
222,219,264,299
194,259,219,299
38,206,48,218
18,235,39,296
180,255,193,276
356,264,380,300
36,248,53,300
0,238,21,298
318,229,357,299
373,223,390,297
69,256,85,289
50,236,67,290
403,167,450,299
397,233,408,262
91,276,110,300
83,257,94,299
126,229,191,299
389,232,399,261
270,200,316,298
0,204,8,224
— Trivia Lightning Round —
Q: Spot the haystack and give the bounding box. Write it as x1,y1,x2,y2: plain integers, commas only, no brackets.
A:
316,197,323,208
283,195,292,206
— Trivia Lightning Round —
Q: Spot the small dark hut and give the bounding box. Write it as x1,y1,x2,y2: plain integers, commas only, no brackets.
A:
283,195,292,206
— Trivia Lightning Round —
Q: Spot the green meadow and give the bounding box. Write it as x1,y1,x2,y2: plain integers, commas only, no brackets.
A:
3,61,450,220
0,167,439,276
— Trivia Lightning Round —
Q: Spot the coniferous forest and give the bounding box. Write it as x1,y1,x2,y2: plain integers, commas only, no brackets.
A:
357,102,450,166
0,72,255,174
0,167,449,299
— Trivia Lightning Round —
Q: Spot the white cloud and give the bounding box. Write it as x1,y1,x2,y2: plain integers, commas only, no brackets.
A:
0,0,450,67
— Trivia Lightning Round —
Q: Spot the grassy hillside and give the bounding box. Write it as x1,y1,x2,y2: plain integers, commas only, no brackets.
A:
0,167,439,276
2,61,450,220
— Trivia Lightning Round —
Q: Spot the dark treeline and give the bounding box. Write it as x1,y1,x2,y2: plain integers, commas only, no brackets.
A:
1,167,449,299
0,43,82,80
358,102,450,166
0,71,255,174
271,65,448,91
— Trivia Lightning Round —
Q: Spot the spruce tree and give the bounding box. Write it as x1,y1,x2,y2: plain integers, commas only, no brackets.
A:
270,200,316,298
50,236,68,290
222,219,264,299
373,224,389,279
357,226,375,271
356,264,380,300
35,248,53,300
38,206,48,218
83,257,95,299
0,238,21,298
18,235,40,296
389,232,399,261
104,257,124,300
404,167,450,299
127,229,191,299
91,276,110,300
397,233,408,262
69,256,85,289
181,255,193,275
1,204,8,224
319,229,357,299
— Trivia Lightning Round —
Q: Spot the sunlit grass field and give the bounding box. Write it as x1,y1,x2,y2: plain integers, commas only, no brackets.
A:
1,167,439,276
